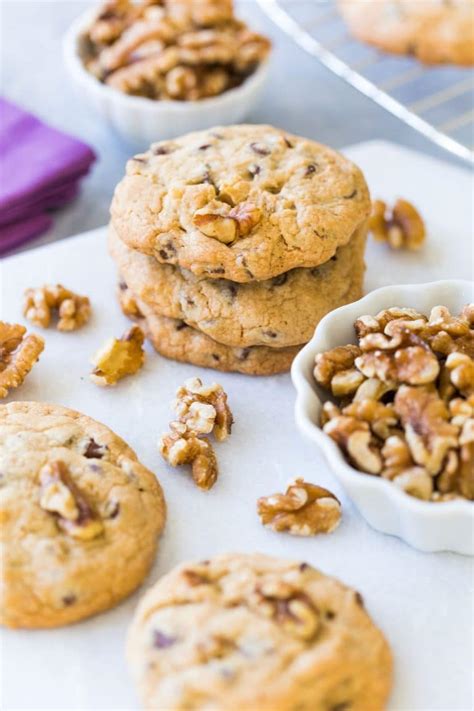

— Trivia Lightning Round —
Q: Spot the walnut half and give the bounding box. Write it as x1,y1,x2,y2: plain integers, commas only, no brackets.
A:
39,461,104,540
23,284,91,331
0,321,44,398
174,377,233,441
159,421,218,490
369,198,426,251
257,478,341,536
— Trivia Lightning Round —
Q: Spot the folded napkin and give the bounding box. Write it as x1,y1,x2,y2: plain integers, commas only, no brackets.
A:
0,98,96,255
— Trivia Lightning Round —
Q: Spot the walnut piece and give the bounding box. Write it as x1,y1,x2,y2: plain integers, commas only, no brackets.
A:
193,200,261,243
315,302,474,503
0,321,44,398
369,198,426,250
39,461,104,540
323,415,382,474
23,284,91,331
90,325,145,386
252,581,320,641
257,478,341,536
313,344,364,396
356,329,440,386
174,377,233,441
394,386,458,475
159,421,218,490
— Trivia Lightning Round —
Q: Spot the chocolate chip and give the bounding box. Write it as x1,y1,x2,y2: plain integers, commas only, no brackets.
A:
263,329,278,339
283,136,293,148
272,273,288,286
238,348,250,361
354,592,364,607
118,279,127,291
325,610,336,620
185,297,195,306
212,353,220,362
153,630,177,649
198,144,211,151
305,163,318,176
343,189,357,199
62,594,76,606
331,255,337,261
176,321,187,331
84,438,106,459
158,242,176,261
207,267,225,275
153,145,170,155
299,562,309,571
248,163,261,178
250,142,270,156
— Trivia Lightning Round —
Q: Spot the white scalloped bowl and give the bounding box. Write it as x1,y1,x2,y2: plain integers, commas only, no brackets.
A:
63,9,270,150
291,280,474,555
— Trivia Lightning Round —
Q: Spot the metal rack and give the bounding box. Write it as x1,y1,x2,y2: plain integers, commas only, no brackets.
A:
258,0,474,165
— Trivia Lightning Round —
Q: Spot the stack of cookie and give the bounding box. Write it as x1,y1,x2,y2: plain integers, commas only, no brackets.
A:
109,124,371,375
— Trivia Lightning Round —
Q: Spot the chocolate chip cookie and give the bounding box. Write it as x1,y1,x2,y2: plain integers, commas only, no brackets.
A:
127,553,393,710
110,224,366,348
0,401,166,628
338,0,474,66
118,287,300,375
110,124,370,283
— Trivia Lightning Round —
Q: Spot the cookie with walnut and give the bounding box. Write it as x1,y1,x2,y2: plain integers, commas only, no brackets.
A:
127,553,393,711
111,124,370,283
0,401,166,629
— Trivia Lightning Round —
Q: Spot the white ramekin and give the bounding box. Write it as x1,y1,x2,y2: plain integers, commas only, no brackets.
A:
291,280,474,555
62,8,270,150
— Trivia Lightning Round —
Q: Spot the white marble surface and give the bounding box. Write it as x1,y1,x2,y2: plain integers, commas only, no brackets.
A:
0,141,473,711
1,0,470,256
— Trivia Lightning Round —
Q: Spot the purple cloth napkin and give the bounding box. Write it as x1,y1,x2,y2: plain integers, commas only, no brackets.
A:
0,98,96,254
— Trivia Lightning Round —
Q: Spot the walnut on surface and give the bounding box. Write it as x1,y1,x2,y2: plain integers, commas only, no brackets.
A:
159,375,232,490
0,321,45,398
257,478,341,536
174,376,233,441
369,198,426,251
159,421,218,490
315,302,474,502
23,284,91,331
90,325,145,386
39,461,104,540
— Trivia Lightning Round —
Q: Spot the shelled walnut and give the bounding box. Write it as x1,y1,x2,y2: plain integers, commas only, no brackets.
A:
257,479,341,536
369,199,426,250
314,303,474,502
90,325,145,386
0,321,44,398
80,0,270,101
23,284,91,331
159,376,233,490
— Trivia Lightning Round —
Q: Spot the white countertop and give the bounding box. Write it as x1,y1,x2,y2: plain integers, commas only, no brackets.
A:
0,140,472,710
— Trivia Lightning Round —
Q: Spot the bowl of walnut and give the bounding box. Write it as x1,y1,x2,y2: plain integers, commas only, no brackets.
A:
291,280,474,555
63,0,271,148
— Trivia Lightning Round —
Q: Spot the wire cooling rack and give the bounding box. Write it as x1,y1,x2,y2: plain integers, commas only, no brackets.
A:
257,0,474,165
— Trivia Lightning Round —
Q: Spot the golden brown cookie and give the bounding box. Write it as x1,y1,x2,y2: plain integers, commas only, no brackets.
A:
127,553,393,711
338,0,474,66
118,288,300,375
110,124,371,283
0,401,166,629
109,223,366,348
